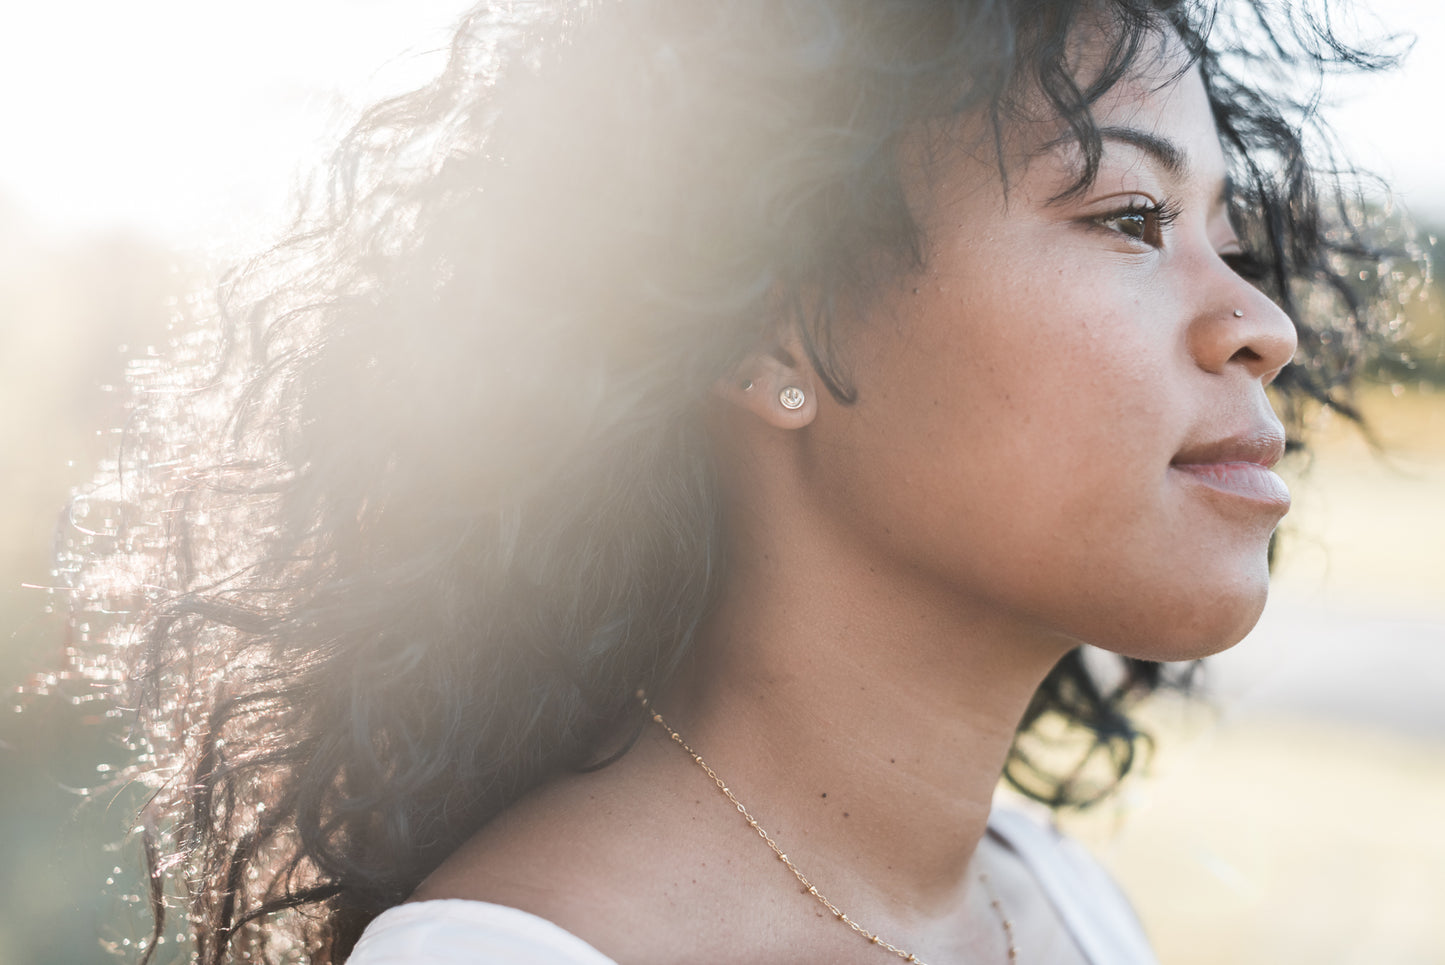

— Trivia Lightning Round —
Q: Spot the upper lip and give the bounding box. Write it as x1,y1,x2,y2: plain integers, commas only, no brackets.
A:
1171,425,1287,469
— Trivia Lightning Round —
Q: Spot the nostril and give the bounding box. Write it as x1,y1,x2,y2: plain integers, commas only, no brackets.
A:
1230,346,1263,365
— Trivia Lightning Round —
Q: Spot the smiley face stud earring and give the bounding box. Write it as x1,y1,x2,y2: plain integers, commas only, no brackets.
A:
779,386,805,410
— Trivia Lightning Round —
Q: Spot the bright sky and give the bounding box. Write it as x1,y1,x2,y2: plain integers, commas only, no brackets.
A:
0,0,468,255
1322,0,1445,225
1,0,1441,256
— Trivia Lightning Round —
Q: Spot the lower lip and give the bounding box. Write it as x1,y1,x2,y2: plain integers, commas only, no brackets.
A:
1171,462,1291,508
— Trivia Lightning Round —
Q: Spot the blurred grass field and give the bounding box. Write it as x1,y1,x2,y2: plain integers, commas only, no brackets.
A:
1274,387,1445,606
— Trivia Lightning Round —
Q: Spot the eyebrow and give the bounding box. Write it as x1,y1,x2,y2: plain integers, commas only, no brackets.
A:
1105,129,1237,214
1037,124,1233,208
1094,126,1189,178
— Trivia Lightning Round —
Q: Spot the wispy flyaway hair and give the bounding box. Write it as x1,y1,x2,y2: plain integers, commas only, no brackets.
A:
59,1,1421,962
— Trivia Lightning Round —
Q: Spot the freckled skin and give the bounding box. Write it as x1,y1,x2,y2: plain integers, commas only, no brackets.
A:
800,52,1295,661
418,33,1296,965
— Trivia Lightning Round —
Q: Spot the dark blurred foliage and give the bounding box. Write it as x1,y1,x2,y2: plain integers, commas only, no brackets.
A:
1374,229,1445,385
0,189,1439,963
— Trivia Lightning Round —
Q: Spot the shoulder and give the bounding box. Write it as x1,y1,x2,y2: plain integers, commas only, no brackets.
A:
402,740,776,964
346,900,618,965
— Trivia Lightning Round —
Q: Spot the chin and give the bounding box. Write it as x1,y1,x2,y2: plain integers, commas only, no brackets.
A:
1101,570,1273,664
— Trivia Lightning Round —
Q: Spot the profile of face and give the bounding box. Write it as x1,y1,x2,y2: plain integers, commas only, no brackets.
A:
798,30,1297,662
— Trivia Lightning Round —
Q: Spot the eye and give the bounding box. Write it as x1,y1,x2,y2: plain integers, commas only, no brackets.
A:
1092,198,1181,249
1221,250,1271,284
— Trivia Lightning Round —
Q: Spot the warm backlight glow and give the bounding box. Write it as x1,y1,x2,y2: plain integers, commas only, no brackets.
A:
0,1,469,252
0,1,1440,255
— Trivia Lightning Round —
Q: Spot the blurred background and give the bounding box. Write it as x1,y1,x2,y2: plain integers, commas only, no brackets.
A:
0,2,1440,964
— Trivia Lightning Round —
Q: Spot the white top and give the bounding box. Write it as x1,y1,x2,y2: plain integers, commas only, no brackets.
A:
347,807,1158,964
348,900,616,965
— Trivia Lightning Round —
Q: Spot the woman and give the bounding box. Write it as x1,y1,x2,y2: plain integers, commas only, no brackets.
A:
68,0,1408,962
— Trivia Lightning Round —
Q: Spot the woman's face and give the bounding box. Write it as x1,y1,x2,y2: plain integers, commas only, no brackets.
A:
805,35,1296,661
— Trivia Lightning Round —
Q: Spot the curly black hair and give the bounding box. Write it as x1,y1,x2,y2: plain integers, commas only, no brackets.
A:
58,1,1419,962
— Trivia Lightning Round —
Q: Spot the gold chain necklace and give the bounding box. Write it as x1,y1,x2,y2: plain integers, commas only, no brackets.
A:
644,699,1020,964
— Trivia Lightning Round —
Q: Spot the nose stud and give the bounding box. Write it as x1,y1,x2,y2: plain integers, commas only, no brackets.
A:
1233,309,1245,317
779,386,805,410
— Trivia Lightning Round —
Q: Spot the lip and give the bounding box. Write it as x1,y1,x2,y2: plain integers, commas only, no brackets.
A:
1170,426,1291,509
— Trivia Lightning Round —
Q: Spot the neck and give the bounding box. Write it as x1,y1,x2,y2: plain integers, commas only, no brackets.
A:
656,519,1075,917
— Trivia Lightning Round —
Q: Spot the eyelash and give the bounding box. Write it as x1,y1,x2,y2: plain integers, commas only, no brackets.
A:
1092,197,1182,248
1087,198,1271,283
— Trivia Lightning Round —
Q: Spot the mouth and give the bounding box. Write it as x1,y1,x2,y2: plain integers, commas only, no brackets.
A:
1170,426,1291,509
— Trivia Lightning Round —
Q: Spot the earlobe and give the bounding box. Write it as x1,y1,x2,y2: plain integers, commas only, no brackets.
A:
712,352,818,429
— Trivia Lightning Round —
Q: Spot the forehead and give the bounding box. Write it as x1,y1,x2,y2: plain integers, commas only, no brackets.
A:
1018,28,1226,189
904,24,1229,220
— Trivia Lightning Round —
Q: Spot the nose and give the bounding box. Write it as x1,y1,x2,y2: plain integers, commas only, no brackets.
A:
1186,271,1299,384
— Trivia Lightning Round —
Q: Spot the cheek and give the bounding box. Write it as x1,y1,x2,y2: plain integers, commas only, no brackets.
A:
893,269,1175,484
810,269,1269,658
821,274,1176,558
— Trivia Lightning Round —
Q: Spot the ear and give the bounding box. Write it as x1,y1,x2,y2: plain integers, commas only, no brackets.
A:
713,343,819,429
